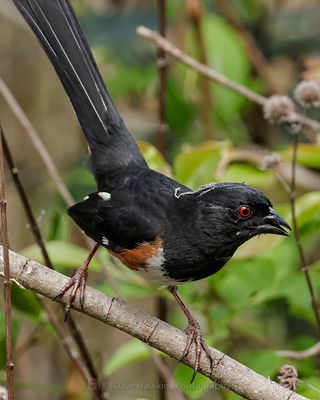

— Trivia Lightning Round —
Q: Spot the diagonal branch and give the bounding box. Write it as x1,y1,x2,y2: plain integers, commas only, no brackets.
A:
0,248,308,400
136,26,320,134
277,341,320,360
0,78,74,207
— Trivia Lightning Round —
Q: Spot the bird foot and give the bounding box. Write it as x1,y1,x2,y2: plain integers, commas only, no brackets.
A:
181,317,214,383
53,243,99,320
53,264,88,320
168,286,214,382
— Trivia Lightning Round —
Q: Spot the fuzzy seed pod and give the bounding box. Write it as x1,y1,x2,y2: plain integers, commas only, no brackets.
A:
260,153,281,170
277,364,298,391
263,95,296,124
294,80,320,108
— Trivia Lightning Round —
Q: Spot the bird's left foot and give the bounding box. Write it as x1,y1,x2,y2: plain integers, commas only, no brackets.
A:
53,264,88,319
53,243,99,320
181,316,214,382
168,286,214,382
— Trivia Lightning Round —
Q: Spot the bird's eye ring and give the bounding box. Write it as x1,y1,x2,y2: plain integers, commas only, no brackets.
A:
238,205,252,218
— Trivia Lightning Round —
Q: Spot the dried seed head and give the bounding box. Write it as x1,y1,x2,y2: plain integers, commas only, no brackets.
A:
294,80,320,108
261,153,281,170
277,364,298,391
263,95,296,124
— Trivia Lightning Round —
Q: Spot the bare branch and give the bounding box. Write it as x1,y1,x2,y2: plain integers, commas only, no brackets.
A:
277,342,320,360
136,26,320,134
148,349,187,400
0,248,308,400
0,78,74,207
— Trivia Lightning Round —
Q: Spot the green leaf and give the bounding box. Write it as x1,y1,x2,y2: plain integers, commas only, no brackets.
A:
222,163,276,190
277,272,320,322
216,258,277,308
104,339,151,375
20,240,102,272
118,281,154,298
295,192,320,232
97,280,154,299
234,234,286,259
138,141,170,174
11,284,42,318
186,14,251,119
166,78,195,135
235,348,282,377
281,144,320,169
173,141,227,187
297,376,320,398
174,363,212,399
47,212,70,241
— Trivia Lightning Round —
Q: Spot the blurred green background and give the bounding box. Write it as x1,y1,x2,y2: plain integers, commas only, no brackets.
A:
1,0,320,399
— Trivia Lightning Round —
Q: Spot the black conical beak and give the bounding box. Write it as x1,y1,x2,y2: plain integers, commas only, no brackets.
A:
260,208,291,236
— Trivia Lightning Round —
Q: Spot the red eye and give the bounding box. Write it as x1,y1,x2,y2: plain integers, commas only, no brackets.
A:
238,206,252,218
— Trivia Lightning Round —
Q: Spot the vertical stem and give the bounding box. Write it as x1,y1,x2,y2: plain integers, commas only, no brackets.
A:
290,132,320,332
187,0,214,139
157,297,168,400
156,0,168,154
0,124,14,399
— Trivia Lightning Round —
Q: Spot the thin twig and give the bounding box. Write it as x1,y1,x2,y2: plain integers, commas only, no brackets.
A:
156,297,169,400
0,78,74,207
38,297,91,382
277,342,320,360
136,26,320,134
2,133,107,399
0,249,308,400
156,0,168,153
148,349,187,400
289,132,320,332
0,124,14,399
187,0,214,139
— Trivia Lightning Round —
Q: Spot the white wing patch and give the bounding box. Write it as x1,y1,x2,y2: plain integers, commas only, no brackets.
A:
101,236,109,246
98,192,111,201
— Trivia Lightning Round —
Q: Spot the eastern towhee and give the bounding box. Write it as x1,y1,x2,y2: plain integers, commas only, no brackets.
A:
14,0,290,379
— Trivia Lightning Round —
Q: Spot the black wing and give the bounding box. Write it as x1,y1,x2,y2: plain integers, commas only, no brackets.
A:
68,169,189,250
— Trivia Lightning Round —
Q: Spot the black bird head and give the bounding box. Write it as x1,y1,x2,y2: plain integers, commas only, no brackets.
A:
182,182,291,259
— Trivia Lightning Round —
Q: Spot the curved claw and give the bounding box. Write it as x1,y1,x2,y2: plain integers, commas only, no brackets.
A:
52,244,99,320
53,267,88,320
168,286,215,382
182,319,215,383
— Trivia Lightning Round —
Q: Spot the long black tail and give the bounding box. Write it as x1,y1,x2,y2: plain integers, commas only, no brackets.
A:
13,0,147,182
